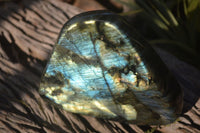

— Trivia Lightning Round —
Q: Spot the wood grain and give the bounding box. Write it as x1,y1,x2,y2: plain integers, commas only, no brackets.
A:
0,0,200,132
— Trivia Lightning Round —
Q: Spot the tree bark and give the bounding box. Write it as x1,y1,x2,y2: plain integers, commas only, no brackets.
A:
0,0,200,132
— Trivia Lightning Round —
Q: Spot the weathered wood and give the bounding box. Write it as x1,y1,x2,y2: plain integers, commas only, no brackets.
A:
0,0,199,132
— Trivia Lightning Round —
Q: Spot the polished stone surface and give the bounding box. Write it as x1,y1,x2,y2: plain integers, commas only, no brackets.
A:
40,11,183,124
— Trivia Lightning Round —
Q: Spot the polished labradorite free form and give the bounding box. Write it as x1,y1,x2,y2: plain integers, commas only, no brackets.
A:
40,11,182,124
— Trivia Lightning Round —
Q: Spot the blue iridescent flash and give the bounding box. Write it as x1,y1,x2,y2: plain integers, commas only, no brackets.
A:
40,11,182,125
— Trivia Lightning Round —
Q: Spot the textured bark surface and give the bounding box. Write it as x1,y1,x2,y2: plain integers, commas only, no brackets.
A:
0,0,200,132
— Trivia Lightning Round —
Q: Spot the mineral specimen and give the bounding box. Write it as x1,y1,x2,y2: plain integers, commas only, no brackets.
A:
40,11,183,125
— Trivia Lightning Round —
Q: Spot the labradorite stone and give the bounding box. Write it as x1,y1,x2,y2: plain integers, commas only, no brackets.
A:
40,11,183,125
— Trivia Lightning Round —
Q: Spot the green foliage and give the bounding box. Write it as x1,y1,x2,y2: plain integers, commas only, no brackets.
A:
117,0,200,70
